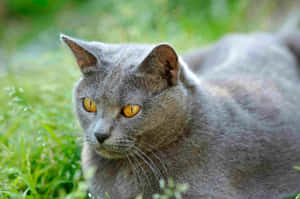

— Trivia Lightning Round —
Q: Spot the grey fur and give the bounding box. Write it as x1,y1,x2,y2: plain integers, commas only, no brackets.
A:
61,32,300,199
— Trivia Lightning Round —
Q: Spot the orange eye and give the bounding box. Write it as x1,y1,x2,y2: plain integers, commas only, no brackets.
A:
83,98,97,112
122,105,141,118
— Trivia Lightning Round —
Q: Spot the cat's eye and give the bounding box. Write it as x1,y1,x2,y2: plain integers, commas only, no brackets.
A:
122,105,141,118
83,98,97,112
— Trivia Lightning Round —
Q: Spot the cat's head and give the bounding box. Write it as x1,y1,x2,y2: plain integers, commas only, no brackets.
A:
61,34,190,159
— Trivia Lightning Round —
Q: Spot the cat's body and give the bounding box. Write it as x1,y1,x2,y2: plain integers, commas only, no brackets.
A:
62,32,300,199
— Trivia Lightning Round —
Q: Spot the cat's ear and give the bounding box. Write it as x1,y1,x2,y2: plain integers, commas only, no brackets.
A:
279,32,300,63
139,44,180,86
60,34,98,72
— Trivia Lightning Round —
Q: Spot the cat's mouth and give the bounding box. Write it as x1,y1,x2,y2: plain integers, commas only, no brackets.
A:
95,144,132,159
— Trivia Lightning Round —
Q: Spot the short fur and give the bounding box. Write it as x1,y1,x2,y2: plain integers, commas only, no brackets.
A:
61,32,300,199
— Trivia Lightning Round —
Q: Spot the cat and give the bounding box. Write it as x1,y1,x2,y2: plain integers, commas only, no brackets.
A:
61,31,300,199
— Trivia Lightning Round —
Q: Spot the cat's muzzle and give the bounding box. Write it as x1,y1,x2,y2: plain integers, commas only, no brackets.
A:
95,143,134,159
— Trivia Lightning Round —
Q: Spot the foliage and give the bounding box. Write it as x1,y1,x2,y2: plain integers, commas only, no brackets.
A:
0,0,257,53
152,179,189,199
2,0,84,18
0,64,84,198
103,179,189,199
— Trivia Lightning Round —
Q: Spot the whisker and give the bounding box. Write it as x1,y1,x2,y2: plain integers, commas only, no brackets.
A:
137,141,168,176
131,148,161,183
114,137,135,144
116,136,168,177
122,135,137,142
126,153,141,185
129,151,151,189
104,143,134,153
110,143,134,149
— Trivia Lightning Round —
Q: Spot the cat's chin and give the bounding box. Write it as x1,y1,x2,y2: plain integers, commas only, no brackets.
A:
95,147,127,159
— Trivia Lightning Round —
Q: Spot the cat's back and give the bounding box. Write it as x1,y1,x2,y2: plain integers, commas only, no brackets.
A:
185,33,300,82
185,32,300,126
188,32,300,139
183,33,300,199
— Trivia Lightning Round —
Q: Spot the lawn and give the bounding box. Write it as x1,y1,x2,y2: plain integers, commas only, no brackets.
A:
0,0,294,198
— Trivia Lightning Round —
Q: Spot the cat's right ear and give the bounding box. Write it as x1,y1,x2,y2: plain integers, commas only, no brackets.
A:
60,34,99,73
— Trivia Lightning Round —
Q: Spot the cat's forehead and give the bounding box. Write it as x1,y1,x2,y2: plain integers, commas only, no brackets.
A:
100,68,136,100
77,44,152,91
100,43,154,69
78,64,145,105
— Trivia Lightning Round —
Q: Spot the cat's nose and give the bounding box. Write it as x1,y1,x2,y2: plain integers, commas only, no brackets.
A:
94,133,110,144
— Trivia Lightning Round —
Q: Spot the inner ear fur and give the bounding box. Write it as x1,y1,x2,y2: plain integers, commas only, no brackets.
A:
140,44,180,85
61,34,97,69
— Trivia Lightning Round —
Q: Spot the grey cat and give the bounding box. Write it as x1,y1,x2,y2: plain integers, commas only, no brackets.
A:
61,32,300,199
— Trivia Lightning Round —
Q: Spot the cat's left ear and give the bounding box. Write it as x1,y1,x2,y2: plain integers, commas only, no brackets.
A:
139,44,180,86
279,32,300,63
60,34,99,73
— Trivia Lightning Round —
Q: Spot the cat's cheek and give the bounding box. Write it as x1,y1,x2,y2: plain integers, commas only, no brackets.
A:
105,128,123,143
83,125,100,148
121,112,144,130
76,106,96,130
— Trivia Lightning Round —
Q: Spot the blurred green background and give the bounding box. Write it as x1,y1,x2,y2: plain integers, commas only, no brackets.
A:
0,0,299,198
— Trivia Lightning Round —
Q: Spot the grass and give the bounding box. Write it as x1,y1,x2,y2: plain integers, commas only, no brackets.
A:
0,0,296,198
0,62,83,198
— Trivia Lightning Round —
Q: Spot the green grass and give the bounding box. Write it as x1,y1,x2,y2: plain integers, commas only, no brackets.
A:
0,0,294,198
0,59,84,198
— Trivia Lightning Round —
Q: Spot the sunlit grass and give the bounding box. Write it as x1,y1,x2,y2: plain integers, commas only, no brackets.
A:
0,53,85,198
